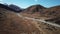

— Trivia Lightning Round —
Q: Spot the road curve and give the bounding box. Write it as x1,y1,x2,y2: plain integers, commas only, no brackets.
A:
17,13,60,28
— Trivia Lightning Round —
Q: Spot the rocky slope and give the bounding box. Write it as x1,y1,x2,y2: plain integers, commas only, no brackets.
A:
42,5,60,18
0,3,23,13
20,4,46,19
20,5,60,25
0,4,60,34
0,7,41,34
43,5,60,25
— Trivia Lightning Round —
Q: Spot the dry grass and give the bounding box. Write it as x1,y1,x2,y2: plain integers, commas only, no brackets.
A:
0,5,60,34
0,8,41,34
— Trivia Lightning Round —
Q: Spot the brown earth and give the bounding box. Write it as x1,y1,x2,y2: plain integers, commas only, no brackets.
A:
0,7,41,34
20,4,46,19
20,5,60,19
20,5,60,24
0,5,60,34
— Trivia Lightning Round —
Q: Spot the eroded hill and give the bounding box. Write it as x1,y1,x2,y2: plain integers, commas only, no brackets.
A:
20,4,46,19
0,4,60,34
0,7,41,34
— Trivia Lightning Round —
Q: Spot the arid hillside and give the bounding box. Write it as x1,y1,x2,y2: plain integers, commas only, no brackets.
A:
42,5,60,25
0,3,23,13
20,4,46,19
20,5,60,25
20,5,60,19
0,7,41,34
0,4,60,34
42,5,60,18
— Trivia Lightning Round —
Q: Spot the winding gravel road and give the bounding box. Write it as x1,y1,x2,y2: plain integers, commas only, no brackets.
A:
17,13,60,28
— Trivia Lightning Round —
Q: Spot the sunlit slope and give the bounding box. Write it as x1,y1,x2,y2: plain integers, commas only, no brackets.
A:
0,7,41,34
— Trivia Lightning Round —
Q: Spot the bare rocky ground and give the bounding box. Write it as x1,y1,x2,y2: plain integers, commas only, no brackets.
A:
0,7,60,34
0,8,41,34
